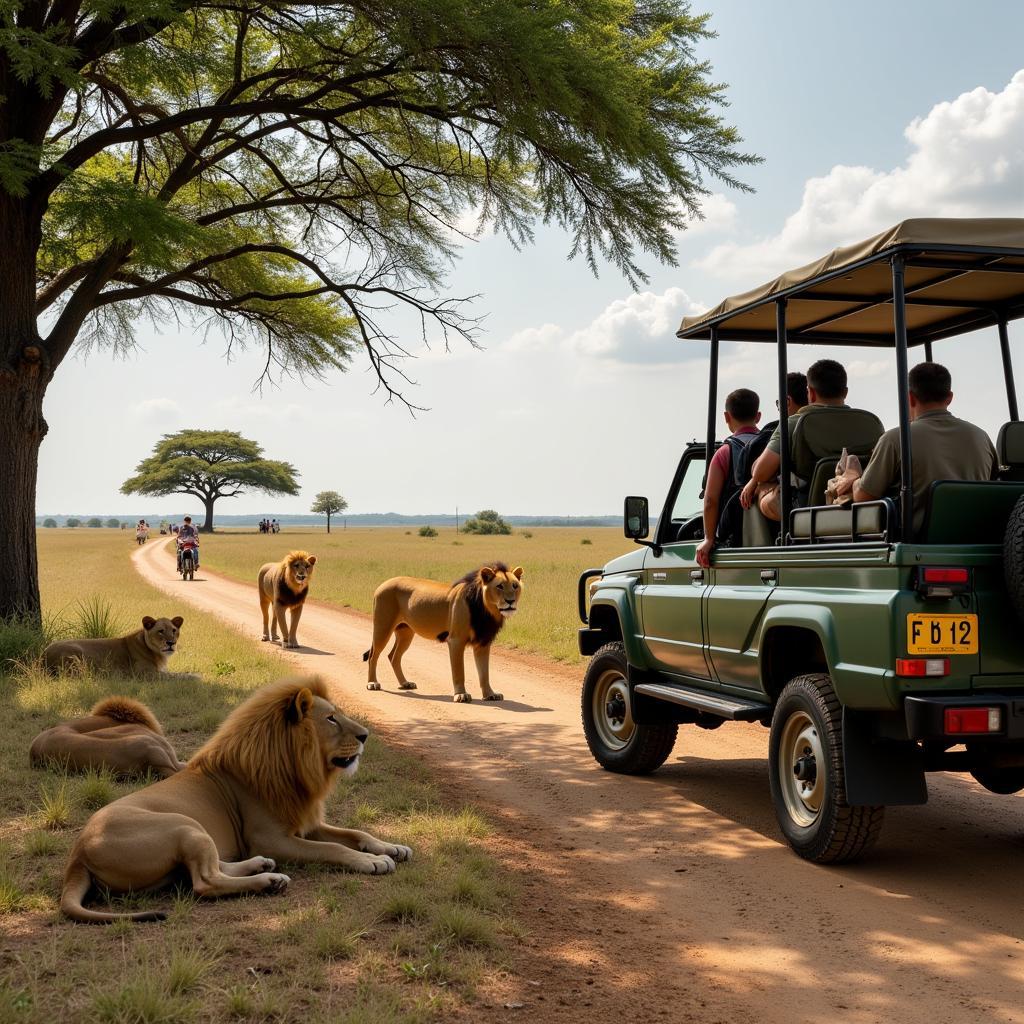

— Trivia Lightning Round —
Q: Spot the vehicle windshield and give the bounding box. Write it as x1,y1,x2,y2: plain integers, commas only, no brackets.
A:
671,456,705,521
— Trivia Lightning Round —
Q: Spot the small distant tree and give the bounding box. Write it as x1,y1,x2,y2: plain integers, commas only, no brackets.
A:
311,491,349,534
66,518,81,528
462,510,512,536
419,526,438,538
105,518,120,529
122,430,300,532
42,518,57,528
86,517,103,528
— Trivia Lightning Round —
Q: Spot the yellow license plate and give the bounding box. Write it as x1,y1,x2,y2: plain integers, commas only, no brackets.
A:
907,614,978,655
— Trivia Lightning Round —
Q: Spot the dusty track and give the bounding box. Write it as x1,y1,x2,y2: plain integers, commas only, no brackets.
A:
136,540,1024,1024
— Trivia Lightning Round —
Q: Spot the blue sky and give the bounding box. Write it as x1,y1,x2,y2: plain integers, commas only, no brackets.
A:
37,1,1024,517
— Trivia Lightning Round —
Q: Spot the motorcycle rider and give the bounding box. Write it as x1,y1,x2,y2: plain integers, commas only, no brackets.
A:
176,516,200,572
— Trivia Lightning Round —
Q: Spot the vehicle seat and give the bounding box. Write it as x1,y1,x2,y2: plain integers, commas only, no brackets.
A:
742,505,775,547
789,500,893,543
997,421,1024,481
790,407,885,505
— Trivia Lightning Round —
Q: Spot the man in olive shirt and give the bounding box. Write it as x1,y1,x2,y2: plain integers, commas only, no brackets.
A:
844,362,997,535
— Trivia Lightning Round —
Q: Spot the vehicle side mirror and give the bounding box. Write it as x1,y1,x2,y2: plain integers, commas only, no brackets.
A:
624,496,649,540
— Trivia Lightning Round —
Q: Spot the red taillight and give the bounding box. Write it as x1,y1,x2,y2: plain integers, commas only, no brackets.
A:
944,707,1001,734
896,658,949,677
922,568,969,585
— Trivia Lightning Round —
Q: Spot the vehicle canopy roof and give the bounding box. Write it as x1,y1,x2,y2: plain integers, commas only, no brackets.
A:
677,218,1024,346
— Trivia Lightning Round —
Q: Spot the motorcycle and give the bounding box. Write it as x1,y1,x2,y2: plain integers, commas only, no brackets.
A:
178,540,197,581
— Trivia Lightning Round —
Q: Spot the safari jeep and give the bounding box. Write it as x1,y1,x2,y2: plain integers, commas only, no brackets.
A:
579,219,1024,863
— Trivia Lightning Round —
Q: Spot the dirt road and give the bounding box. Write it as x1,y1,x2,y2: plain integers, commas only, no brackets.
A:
136,541,1024,1024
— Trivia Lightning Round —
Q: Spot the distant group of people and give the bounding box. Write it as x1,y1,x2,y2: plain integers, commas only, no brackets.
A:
697,359,998,566
259,519,280,534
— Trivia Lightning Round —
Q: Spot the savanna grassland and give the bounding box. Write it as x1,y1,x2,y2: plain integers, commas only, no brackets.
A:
0,530,522,1024
199,527,627,664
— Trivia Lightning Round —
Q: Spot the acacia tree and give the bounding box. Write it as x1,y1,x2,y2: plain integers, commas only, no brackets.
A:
121,429,299,531
1,0,756,620
311,490,347,533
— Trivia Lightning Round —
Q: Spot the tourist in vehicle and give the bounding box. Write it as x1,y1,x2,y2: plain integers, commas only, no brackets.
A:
740,360,849,520
696,388,761,568
780,371,808,418
836,362,998,535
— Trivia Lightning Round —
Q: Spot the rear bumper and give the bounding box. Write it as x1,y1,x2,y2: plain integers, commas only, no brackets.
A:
905,693,1024,741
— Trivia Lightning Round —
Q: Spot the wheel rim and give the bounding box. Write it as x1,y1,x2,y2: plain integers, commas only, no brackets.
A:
591,667,634,750
777,710,825,828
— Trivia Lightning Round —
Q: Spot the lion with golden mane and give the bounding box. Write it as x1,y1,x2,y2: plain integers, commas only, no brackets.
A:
364,562,524,702
258,551,317,648
61,676,411,923
31,697,186,778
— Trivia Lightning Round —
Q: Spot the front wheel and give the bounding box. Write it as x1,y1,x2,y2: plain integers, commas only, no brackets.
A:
581,642,677,774
768,673,884,863
970,765,1024,795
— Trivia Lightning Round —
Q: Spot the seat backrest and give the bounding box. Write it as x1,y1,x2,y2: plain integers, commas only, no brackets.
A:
789,407,885,483
742,505,775,547
789,500,892,543
921,480,1024,544
997,421,1024,481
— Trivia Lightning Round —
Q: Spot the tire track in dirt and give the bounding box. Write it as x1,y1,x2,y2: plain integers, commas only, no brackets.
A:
135,540,1024,1024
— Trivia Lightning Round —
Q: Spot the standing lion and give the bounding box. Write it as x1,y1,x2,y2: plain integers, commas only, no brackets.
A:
363,562,524,702
258,551,316,648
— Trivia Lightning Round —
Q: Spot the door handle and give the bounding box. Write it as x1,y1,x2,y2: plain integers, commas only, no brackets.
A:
760,568,777,584
690,569,704,583
652,571,667,581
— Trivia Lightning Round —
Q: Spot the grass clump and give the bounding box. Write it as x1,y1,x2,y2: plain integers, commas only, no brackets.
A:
23,830,62,857
71,596,123,639
37,777,72,830
432,905,497,948
77,766,117,810
417,526,438,538
0,616,51,670
381,891,431,924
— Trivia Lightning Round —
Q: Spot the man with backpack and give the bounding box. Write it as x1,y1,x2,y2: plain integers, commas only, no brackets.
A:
697,388,764,568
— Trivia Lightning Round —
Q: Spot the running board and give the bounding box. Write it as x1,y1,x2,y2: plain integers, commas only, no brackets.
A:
634,683,770,722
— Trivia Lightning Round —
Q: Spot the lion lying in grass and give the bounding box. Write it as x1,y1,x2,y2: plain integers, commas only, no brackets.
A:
364,562,524,702
31,697,186,779
42,616,193,678
258,551,317,649
61,676,411,923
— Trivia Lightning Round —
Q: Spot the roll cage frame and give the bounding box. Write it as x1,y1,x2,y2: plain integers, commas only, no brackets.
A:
678,243,1024,543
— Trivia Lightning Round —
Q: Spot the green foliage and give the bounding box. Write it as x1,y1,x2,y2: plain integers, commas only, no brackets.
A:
311,490,348,532
121,430,299,529
461,510,512,536
71,596,123,639
65,518,81,528
42,518,57,528
0,615,52,668
105,518,120,528
86,517,103,528
418,526,438,538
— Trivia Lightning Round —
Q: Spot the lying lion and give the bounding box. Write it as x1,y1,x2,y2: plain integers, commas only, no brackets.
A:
61,676,411,923
258,551,317,649
31,697,186,779
364,562,524,702
43,616,193,679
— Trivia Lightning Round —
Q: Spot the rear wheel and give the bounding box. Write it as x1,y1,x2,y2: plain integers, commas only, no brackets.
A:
581,642,677,774
970,765,1024,795
769,673,884,863
1004,495,1024,623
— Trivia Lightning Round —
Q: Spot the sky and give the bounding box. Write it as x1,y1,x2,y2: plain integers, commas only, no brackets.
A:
36,0,1024,518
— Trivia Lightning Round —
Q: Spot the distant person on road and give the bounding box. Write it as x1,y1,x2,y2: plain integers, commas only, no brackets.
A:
136,519,149,543
176,516,200,571
271,519,280,534
697,388,761,568
836,362,998,535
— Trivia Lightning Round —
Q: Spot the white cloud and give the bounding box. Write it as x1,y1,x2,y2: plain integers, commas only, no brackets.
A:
697,69,1024,282
131,398,181,424
677,192,739,238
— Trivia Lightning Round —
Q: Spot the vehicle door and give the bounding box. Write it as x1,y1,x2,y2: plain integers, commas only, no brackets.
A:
637,447,713,680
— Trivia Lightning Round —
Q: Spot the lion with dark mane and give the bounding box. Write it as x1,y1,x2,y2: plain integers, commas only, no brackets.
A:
258,551,316,648
61,676,411,923
364,562,524,702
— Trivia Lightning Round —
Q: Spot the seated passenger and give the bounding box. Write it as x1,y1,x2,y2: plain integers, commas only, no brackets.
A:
696,388,761,568
779,370,808,419
838,362,998,536
740,359,850,521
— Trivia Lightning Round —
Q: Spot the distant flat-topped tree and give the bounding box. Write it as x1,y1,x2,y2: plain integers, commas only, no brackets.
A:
311,491,348,534
121,430,299,532
0,0,757,620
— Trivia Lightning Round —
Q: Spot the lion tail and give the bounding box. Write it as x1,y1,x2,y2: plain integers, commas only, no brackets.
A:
362,648,371,662
90,696,163,734
60,859,167,924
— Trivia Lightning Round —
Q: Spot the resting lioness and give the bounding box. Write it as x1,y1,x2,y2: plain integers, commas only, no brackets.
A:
61,676,411,923
258,551,317,649
43,616,192,678
364,562,524,702
30,697,186,778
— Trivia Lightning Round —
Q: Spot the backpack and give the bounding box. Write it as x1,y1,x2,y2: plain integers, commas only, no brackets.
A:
715,420,779,546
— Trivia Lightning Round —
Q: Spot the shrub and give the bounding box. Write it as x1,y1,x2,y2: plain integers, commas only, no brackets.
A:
42,518,57,528
105,518,120,528
0,616,50,667
65,518,81,528
72,596,123,639
418,526,438,538
581,538,593,545
461,509,511,535
520,530,533,539
86,517,103,528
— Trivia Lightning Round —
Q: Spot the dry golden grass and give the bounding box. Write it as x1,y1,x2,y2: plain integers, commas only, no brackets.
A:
0,529,518,1024
199,525,628,663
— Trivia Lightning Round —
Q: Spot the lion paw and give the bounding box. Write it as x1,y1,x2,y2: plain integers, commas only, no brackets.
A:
367,682,382,691
366,854,396,875
453,692,472,703
261,634,270,642
265,873,290,894
283,641,298,650
398,681,418,690
387,844,413,863
256,857,276,872
483,692,504,701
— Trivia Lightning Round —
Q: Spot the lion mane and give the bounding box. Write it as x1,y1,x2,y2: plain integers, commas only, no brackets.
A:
450,561,512,648
189,676,333,831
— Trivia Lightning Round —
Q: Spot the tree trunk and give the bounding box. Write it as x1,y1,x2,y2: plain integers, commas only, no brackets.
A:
0,195,48,624
202,495,216,532
327,511,331,534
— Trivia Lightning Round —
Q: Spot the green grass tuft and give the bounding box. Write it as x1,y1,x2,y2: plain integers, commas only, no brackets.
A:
23,830,62,857
432,905,497,948
37,777,72,830
381,891,431,924
77,766,116,810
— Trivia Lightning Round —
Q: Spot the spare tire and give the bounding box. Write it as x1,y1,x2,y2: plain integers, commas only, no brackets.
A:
1004,495,1024,623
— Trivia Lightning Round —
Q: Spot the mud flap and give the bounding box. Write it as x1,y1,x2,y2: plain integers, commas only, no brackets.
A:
842,708,928,806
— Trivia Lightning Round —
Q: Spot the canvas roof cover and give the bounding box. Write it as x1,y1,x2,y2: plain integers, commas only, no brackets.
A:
677,218,1024,347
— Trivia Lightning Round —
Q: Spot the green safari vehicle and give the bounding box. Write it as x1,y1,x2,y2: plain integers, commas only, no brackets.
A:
578,219,1024,863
